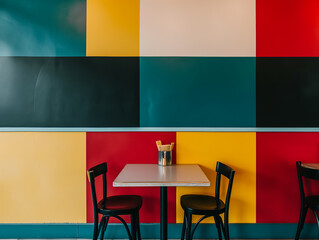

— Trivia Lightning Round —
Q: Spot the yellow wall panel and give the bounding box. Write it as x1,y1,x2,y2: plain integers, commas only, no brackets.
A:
176,132,256,223
0,132,86,223
87,0,139,56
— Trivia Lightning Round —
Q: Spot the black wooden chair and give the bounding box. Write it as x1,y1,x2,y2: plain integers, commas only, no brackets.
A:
87,162,143,240
296,161,319,239
180,161,235,240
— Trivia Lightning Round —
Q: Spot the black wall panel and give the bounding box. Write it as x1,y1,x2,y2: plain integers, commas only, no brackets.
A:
257,57,319,127
0,57,139,127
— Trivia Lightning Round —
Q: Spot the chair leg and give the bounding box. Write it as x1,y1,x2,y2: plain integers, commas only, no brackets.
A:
217,216,226,240
295,206,308,240
214,216,223,240
186,213,192,240
93,215,104,240
181,212,186,240
100,216,109,240
93,221,99,240
224,216,230,240
312,209,319,239
136,212,141,240
113,215,133,240
131,214,137,240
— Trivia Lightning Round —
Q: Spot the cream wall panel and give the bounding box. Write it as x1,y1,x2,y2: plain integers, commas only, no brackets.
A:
176,132,256,223
140,0,256,56
0,132,86,223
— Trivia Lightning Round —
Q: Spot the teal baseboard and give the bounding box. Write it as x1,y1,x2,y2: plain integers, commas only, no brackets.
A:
0,223,317,239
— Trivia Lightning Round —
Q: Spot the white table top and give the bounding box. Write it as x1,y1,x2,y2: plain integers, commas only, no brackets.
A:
302,163,319,170
113,164,210,187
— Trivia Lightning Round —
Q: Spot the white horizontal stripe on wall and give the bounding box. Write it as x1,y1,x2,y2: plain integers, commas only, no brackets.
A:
1,127,319,132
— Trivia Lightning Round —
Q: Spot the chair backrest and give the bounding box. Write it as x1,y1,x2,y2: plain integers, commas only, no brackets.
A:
87,162,107,216
296,161,319,202
215,161,235,218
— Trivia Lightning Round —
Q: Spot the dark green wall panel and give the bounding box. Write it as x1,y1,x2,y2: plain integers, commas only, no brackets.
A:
0,0,86,56
0,57,139,127
140,57,256,127
257,57,319,127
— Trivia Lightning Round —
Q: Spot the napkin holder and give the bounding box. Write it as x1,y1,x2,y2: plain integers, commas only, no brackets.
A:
156,141,174,166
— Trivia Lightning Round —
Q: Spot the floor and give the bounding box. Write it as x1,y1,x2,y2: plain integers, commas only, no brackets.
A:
0,239,315,240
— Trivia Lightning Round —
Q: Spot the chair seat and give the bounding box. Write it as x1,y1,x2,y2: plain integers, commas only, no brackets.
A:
306,195,319,210
181,194,225,215
98,195,142,212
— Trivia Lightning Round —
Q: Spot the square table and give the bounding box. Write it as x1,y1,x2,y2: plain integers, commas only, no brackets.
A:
113,164,210,240
302,163,319,170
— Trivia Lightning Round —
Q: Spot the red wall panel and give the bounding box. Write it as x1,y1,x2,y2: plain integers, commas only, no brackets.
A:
86,132,176,223
257,132,319,223
257,0,319,57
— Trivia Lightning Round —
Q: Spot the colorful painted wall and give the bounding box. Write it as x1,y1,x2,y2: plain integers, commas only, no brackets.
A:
0,0,319,238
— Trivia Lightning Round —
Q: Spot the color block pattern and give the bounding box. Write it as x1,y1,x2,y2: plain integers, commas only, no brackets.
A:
0,0,86,56
86,132,176,223
1,0,319,233
257,132,319,223
0,57,139,127
0,132,86,223
140,0,256,56
86,0,140,56
257,57,319,127
176,132,256,223
140,57,256,127
257,0,319,57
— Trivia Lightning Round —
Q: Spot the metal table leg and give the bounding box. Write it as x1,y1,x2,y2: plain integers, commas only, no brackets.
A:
160,186,167,240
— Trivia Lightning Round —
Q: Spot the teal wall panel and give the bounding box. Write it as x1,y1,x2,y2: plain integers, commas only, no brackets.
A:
0,223,317,239
0,0,86,56
140,57,256,127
